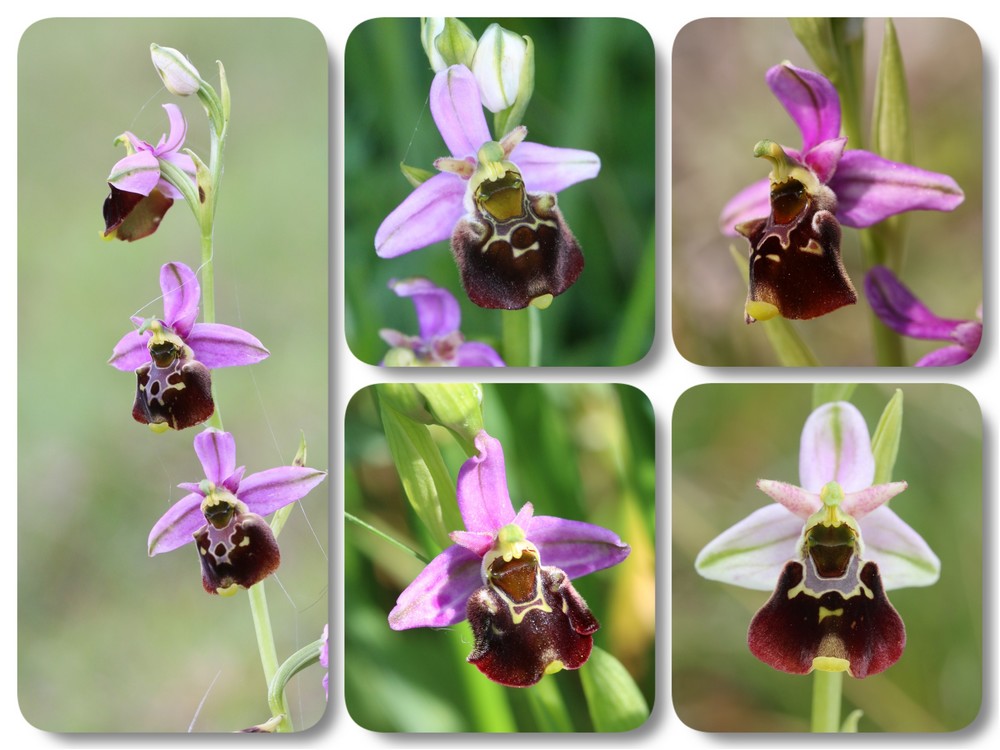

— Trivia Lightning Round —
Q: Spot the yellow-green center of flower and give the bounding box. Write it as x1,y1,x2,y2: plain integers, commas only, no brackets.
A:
199,481,247,529
141,319,189,368
753,139,822,223
471,141,527,223
802,482,861,579
495,523,533,562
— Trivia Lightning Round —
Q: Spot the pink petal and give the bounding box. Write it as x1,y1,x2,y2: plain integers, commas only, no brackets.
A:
375,172,467,258
766,63,842,152
455,341,506,367
107,150,160,196
160,262,200,338
829,149,965,228
430,65,492,158
158,103,188,154
915,345,974,367
184,323,269,368
841,481,908,519
456,431,516,534
389,277,461,340
509,141,601,194
755,480,821,519
864,265,964,340
237,466,327,517
148,492,203,555
108,329,150,371
803,137,847,184
719,177,770,236
859,506,941,590
799,402,875,493
193,429,236,486
388,545,483,630
526,515,630,580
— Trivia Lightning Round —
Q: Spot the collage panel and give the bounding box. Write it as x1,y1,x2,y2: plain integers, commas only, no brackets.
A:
345,18,655,367
17,19,329,732
344,383,655,731
672,18,981,366
672,383,982,731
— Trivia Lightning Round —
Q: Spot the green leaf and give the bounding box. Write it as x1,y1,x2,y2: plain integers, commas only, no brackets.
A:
841,709,864,732
400,162,435,188
579,646,649,732
871,388,903,484
525,675,573,732
788,18,839,80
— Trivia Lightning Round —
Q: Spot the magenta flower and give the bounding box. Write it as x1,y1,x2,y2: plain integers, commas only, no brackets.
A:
865,265,982,366
375,65,600,309
380,278,505,367
320,623,329,700
696,402,939,678
109,262,269,430
103,103,198,242
389,430,629,687
721,63,963,323
721,63,964,235
147,429,327,594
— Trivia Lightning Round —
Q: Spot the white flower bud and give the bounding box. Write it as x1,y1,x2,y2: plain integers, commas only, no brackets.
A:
150,44,202,97
471,24,528,113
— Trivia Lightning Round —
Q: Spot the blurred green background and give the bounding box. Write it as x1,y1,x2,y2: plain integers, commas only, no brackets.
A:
672,19,982,365
345,19,655,366
672,384,982,731
18,19,329,731
345,383,655,731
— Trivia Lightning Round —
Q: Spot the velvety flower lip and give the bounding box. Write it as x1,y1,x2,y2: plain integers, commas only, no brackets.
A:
720,62,964,236
696,401,940,592
103,104,198,241
147,429,326,594
865,265,982,366
109,262,269,372
374,65,600,259
388,430,629,631
379,277,505,367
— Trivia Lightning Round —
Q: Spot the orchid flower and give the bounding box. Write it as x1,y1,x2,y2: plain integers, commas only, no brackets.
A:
375,65,600,309
380,278,505,367
109,262,269,430
865,265,982,366
148,429,327,595
720,63,964,323
320,624,329,700
696,401,939,678
389,430,629,687
103,103,198,241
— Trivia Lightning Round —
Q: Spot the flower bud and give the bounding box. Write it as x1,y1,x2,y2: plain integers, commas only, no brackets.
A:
472,24,529,112
421,17,476,72
150,44,202,96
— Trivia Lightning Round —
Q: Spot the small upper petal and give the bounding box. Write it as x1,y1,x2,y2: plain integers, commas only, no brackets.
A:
841,481,908,519
455,341,506,367
431,65,492,158
193,429,237,485
799,402,875,493
237,466,327,517
107,151,161,196
375,172,467,258
184,323,269,368
526,515,630,580
829,149,965,228
108,329,150,371
508,141,601,195
766,63,842,152
695,503,804,591
755,479,821,519
865,265,965,340
388,544,483,629
802,137,847,184
148,491,204,555
160,262,200,338
860,506,941,589
456,430,516,534
389,277,461,340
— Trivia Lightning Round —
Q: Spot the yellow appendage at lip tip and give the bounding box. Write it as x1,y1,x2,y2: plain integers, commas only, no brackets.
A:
746,300,780,321
812,656,850,673
543,660,565,675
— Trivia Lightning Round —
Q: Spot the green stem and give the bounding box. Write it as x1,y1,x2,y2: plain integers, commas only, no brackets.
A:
248,583,292,732
345,512,431,564
268,639,323,724
811,670,843,732
501,307,541,366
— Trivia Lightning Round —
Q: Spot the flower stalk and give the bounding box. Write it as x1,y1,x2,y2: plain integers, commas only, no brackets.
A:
811,669,843,732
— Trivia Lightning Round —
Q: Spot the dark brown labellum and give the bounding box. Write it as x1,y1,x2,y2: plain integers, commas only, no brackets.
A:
737,179,857,322
103,184,174,242
466,565,599,687
194,510,281,594
748,558,905,678
132,354,214,430
452,174,584,309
